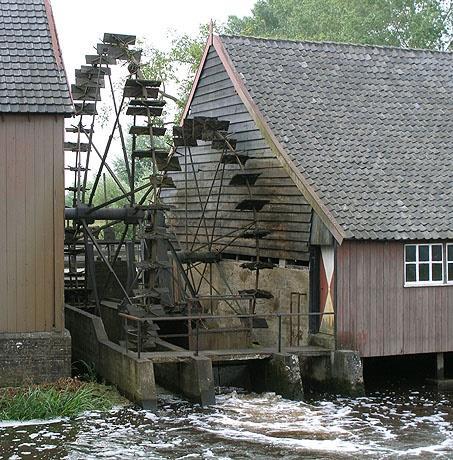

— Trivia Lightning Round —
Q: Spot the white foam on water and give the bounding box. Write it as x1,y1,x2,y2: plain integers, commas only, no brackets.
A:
1,389,452,459
0,417,65,428
184,390,453,458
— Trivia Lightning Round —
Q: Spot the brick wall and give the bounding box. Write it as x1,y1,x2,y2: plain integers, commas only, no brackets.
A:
0,331,71,387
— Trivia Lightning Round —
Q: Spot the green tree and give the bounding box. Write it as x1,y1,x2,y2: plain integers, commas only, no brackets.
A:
226,0,453,50
139,23,223,123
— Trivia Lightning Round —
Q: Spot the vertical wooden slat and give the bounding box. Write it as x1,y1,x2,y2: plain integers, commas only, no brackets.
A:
384,243,390,355
355,241,365,355
43,116,55,330
53,117,64,332
379,242,386,356
336,242,347,348
0,119,7,332
15,115,27,331
445,286,451,351
34,116,46,331
24,115,36,331
6,117,17,332
395,243,404,355
349,242,357,350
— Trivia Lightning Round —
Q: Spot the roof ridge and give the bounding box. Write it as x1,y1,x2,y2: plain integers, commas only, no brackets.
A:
219,33,453,56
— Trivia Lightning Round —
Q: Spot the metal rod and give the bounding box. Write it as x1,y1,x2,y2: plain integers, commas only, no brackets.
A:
131,311,334,322
80,127,130,199
87,180,154,214
195,319,199,356
99,224,129,301
137,321,141,359
124,317,129,354
88,94,126,205
81,220,133,304
278,313,282,353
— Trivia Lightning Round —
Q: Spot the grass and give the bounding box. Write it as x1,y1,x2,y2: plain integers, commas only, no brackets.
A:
0,378,127,421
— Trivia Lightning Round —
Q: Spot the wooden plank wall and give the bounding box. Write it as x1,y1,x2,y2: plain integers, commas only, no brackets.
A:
0,114,65,333
336,240,453,357
164,47,311,261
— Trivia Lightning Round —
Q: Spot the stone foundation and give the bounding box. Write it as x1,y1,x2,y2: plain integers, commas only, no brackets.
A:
0,331,71,387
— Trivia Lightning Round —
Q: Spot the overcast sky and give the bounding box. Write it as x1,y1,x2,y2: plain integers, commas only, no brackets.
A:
52,0,256,186
51,0,255,81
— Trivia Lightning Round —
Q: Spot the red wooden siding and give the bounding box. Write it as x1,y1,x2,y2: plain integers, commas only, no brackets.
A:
336,240,453,357
0,114,65,333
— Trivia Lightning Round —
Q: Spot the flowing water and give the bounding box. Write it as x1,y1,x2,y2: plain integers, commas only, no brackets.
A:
1,386,452,459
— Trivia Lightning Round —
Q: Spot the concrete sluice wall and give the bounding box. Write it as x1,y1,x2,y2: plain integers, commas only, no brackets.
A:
64,258,365,409
65,304,364,409
191,259,310,349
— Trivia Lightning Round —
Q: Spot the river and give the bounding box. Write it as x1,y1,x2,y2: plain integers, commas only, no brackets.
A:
0,386,452,459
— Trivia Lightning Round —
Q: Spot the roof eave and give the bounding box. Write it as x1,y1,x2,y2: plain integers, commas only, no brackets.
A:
212,35,346,245
180,31,213,125
44,0,74,111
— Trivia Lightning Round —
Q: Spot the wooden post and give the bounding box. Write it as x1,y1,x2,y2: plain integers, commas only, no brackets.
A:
437,352,445,380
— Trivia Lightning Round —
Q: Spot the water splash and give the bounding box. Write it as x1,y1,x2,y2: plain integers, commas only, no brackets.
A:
0,388,452,459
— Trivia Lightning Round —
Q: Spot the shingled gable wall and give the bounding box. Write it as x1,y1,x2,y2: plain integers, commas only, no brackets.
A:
165,46,312,262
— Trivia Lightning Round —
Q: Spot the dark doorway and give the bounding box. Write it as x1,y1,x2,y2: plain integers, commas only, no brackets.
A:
309,245,320,333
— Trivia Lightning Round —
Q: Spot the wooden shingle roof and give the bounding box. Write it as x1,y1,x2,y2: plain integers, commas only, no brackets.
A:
0,0,72,114
198,35,453,241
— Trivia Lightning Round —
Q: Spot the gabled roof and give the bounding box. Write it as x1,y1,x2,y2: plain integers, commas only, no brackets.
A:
0,0,73,114
185,34,453,242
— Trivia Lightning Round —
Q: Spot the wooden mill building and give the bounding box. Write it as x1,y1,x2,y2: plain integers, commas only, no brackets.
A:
0,0,73,385
166,33,453,365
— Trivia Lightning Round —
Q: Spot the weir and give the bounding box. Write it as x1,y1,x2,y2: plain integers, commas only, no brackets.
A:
65,303,363,407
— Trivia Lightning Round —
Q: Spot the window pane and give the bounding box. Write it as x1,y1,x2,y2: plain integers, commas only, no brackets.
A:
448,245,453,262
419,263,429,281
432,263,443,281
419,245,429,262
432,245,443,262
406,264,416,282
448,263,453,282
406,245,416,262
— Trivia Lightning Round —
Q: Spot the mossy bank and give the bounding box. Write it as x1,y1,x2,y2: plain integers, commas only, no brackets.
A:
0,378,128,421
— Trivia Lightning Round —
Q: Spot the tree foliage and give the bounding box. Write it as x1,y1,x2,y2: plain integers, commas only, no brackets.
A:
226,0,453,50
139,24,215,122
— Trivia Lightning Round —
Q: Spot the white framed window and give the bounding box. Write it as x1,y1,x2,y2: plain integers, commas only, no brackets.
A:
447,244,453,284
404,243,444,286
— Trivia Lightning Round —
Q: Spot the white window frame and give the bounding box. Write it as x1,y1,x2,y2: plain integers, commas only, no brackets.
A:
447,243,453,285
404,243,444,287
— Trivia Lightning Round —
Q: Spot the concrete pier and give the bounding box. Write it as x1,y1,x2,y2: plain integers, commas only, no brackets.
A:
427,352,453,390
154,356,215,406
299,350,365,396
261,353,304,400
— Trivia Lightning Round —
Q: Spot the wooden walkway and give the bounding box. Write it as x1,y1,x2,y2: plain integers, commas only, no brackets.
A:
142,345,330,364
